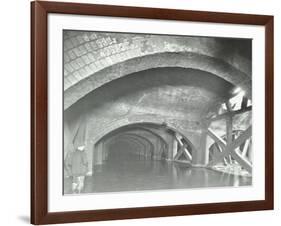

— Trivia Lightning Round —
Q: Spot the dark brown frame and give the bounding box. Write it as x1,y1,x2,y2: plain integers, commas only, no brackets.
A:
31,1,274,224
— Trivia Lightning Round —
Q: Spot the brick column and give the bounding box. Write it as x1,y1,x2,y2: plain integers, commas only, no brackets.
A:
85,140,93,176
190,130,208,167
93,141,103,165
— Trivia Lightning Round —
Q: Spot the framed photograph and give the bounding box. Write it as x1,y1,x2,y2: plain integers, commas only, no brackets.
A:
31,1,274,224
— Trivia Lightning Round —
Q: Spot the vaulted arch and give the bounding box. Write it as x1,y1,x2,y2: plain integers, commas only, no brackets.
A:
65,52,251,109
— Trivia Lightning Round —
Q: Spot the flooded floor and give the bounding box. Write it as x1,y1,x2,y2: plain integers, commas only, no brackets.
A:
64,155,252,194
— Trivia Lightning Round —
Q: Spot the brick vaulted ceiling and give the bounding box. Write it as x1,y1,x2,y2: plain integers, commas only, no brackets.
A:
63,31,252,147
63,31,252,110
65,67,235,144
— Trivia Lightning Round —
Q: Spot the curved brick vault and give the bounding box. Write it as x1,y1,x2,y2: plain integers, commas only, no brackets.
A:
64,31,252,171
64,31,252,110
98,125,168,149
91,116,199,149
65,67,233,150
99,124,196,160
105,132,163,159
107,133,155,157
64,67,238,167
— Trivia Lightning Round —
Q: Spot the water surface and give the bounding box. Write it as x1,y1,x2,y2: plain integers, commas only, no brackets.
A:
64,155,251,194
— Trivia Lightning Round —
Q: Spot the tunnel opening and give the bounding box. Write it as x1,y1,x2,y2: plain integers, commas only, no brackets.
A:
93,123,182,166
86,122,214,193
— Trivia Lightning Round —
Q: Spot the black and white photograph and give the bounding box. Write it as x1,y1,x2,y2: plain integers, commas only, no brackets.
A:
63,30,253,195
1,0,277,224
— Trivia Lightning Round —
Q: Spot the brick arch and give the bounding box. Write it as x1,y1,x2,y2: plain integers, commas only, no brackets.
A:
132,126,169,151
96,125,168,148
64,52,251,109
106,133,155,157
100,127,169,158
64,31,251,86
91,120,199,154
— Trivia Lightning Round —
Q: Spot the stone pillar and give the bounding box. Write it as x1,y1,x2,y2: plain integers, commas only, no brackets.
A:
64,121,71,158
190,130,208,167
85,140,93,175
145,142,151,158
102,142,107,161
103,141,110,161
161,133,173,161
198,128,209,166
226,116,233,164
248,140,252,162
93,141,103,165
153,138,161,160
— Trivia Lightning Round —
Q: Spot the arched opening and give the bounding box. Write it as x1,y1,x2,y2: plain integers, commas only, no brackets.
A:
64,52,251,110
78,122,205,193
93,122,195,164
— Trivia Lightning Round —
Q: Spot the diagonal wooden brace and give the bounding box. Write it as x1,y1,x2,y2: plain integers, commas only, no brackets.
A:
208,126,252,169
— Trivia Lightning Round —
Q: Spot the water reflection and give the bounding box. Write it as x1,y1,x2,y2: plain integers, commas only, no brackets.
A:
64,157,252,194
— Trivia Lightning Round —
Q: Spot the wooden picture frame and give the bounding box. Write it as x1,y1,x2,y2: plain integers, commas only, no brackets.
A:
31,1,274,224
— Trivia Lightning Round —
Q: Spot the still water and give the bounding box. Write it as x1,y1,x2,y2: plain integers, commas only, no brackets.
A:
64,152,251,194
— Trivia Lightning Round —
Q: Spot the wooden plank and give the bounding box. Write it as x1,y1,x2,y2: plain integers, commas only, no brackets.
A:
207,128,226,150
208,126,252,166
248,141,252,162
226,117,233,164
241,96,248,109
175,134,183,146
174,134,193,161
229,126,252,151
231,150,252,173
174,144,192,161
174,145,184,160
211,143,228,165
208,106,252,122
183,148,192,161
242,139,250,157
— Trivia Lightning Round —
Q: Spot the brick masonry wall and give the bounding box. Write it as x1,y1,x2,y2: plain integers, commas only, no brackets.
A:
63,31,252,168
63,31,252,109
